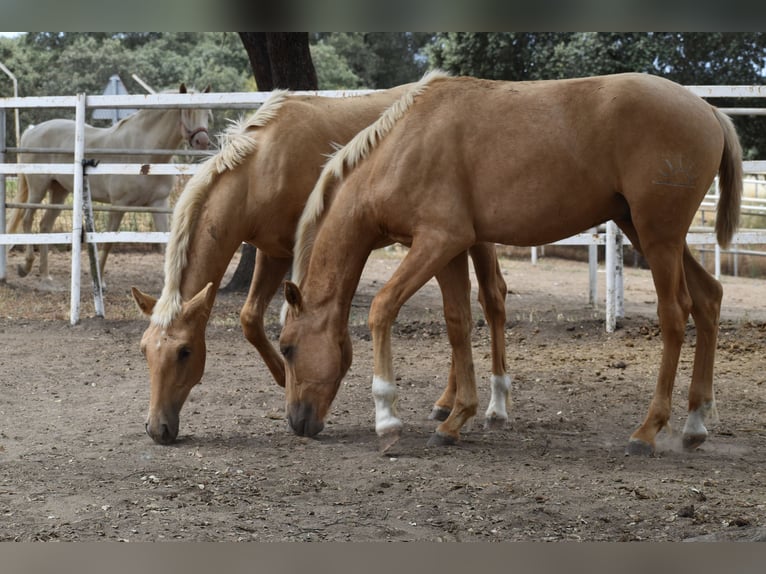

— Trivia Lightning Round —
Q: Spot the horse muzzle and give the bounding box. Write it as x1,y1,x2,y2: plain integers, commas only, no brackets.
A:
287,402,325,438
188,128,210,150
145,413,180,445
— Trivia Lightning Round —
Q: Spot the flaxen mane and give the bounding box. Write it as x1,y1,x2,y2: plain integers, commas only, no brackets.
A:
291,70,450,287
151,90,290,326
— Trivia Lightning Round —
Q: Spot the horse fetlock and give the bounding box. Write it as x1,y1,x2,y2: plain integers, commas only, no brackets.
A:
428,405,451,422
427,430,459,447
625,438,655,457
378,427,402,454
16,262,32,278
484,413,508,431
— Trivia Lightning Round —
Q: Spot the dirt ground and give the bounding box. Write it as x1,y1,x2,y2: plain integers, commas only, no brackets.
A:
0,246,764,542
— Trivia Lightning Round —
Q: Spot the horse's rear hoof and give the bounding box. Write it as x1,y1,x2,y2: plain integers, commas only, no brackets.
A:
427,431,458,447
682,433,707,451
625,438,655,457
378,429,401,454
16,264,30,278
428,406,450,422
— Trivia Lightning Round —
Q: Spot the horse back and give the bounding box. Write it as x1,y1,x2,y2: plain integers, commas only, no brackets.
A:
350,73,727,246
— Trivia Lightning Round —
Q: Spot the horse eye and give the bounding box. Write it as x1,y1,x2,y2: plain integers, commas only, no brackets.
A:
280,345,294,360
178,346,191,361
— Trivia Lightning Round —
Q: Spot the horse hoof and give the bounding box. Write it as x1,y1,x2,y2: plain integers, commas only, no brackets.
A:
625,438,655,457
378,429,401,454
16,264,29,278
484,415,508,431
682,433,707,451
428,406,450,422
427,431,458,447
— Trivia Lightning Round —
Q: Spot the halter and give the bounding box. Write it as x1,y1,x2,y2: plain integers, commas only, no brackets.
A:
179,109,209,147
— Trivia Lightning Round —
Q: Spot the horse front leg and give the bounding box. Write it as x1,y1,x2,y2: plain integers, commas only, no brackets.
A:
16,205,37,278
368,235,475,451
240,250,292,387
97,210,126,283
681,245,722,450
32,186,68,283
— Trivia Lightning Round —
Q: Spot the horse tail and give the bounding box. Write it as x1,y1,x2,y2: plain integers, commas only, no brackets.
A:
713,107,743,249
290,69,451,288
7,172,29,234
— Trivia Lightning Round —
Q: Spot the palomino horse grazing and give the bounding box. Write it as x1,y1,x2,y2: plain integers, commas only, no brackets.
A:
7,84,211,282
130,85,510,445
280,71,742,455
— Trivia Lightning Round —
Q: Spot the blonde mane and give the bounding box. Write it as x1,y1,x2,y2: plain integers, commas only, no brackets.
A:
151,90,289,326
290,70,450,287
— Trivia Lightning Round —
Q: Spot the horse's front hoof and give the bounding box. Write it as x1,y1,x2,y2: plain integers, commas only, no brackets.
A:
427,431,458,447
484,414,508,430
682,433,707,451
625,438,655,457
378,429,401,454
16,264,29,278
428,406,450,422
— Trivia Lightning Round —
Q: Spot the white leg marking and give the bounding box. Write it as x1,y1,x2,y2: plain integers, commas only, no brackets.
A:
372,375,402,436
485,374,511,421
683,398,719,438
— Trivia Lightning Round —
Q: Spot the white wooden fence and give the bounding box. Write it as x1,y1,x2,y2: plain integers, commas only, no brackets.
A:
1,85,765,329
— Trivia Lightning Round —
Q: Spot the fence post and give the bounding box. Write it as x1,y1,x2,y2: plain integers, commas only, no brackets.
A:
69,93,86,325
616,226,624,319
605,220,617,333
588,227,597,306
82,159,104,317
0,108,6,282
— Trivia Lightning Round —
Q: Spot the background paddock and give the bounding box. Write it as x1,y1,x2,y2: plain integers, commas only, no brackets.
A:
0,248,764,541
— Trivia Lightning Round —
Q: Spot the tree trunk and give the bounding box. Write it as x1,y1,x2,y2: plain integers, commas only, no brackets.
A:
221,33,318,292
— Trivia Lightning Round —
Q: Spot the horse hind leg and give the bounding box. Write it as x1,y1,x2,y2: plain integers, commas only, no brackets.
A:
680,245,722,450
618,221,692,455
429,243,511,430
471,243,511,429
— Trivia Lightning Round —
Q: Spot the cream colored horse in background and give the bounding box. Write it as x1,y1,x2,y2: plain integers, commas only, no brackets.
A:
7,84,211,282
131,85,510,445
280,71,742,455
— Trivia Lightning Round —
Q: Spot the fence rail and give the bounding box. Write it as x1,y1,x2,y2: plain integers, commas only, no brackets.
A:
2,86,766,328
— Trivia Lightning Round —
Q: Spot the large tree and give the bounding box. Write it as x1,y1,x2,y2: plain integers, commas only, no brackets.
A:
221,33,318,292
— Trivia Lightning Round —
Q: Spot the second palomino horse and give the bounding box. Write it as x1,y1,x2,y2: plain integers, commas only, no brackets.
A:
280,71,742,455
7,84,211,282
131,85,510,445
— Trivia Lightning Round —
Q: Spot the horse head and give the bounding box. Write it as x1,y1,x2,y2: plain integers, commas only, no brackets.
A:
279,281,353,437
131,283,215,444
179,83,212,150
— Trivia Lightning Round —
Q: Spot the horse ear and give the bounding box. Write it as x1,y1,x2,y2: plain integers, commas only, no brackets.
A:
283,281,303,315
183,282,215,322
179,83,187,94
131,287,157,317
204,84,211,93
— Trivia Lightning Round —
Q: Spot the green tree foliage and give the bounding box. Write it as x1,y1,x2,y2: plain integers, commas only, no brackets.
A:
0,32,251,139
311,33,431,88
2,32,766,156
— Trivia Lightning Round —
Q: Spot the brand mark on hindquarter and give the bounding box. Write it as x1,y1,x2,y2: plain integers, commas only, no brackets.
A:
653,157,698,189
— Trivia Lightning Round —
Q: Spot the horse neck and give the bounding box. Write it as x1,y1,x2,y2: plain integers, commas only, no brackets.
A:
175,171,253,301
302,208,376,327
120,108,182,153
